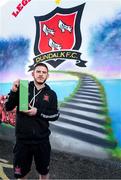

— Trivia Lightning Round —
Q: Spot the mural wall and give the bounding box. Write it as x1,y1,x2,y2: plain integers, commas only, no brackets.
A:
0,0,121,159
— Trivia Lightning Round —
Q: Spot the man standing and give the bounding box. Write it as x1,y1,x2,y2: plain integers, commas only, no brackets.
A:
5,63,59,179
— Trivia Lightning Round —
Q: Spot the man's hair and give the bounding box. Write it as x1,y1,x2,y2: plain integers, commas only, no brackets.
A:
33,63,49,72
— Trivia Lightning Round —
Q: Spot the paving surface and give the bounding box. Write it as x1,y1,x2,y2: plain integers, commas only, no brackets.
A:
0,139,121,179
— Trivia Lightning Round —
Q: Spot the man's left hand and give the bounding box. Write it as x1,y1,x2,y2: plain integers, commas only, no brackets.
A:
21,105,37,116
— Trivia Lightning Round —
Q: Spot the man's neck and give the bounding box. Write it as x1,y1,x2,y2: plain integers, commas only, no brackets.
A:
34,81,45,90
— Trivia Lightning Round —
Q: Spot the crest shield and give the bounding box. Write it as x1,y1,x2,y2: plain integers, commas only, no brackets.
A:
29,3,87,70
34,4,85,55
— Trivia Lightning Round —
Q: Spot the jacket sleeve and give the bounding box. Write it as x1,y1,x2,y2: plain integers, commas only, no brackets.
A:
5,90,19,111
36,91,60,121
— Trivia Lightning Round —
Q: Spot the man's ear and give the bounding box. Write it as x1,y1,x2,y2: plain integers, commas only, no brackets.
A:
32,71,34,77
47,73,49,79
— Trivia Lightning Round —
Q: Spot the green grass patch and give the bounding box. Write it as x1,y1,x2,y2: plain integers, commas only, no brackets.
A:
111,147,121,160
1,123,14,129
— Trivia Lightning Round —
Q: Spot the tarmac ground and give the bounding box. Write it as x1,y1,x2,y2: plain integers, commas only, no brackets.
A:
0,139,121,179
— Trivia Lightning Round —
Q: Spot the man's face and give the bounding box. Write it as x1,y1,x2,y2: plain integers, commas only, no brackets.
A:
32,66,48,85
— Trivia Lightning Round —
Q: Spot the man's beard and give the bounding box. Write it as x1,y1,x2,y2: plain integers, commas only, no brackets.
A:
35,78,46,85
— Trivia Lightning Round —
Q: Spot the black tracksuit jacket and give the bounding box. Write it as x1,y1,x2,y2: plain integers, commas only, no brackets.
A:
5,81,59,144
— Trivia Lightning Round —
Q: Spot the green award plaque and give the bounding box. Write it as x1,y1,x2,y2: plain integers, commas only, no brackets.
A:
19,80,28,111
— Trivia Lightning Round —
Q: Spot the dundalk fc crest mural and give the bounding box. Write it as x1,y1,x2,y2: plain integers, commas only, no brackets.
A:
29,3,87,70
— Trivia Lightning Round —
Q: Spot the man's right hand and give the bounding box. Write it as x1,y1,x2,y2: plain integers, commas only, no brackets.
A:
11,79,20,92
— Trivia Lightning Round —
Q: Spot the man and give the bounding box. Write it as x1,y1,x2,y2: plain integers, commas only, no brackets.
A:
5,63,59,179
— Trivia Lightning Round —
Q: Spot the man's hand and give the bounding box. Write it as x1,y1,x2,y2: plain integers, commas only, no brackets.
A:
21,105,37,116
12,79,20,92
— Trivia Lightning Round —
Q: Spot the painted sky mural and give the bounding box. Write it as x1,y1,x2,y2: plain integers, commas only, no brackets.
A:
0,0,121,79
89,10,121,78
0,37,30,82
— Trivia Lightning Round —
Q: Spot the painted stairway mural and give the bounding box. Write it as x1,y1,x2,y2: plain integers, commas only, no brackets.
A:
0,74,117,159
50,74,116,158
